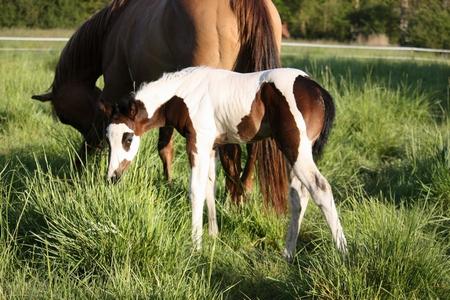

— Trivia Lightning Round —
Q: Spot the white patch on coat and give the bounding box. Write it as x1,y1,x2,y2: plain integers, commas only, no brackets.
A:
134,67,311,145
106,123,141,178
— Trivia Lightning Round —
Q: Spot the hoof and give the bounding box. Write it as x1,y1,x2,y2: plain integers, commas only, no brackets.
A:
282,248,294,263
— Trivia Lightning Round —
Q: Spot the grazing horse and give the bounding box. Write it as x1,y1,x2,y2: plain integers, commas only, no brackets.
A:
104,67,348,259
31,0,289,210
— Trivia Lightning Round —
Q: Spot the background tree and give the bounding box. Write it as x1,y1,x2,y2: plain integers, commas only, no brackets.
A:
0,0,449,49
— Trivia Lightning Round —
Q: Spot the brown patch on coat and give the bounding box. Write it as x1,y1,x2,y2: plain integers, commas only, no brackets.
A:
315,174,328,192
111,97,197,166
260,82,300,165
110,99,152,136
158,96,197,167
237,90,266,142
115,159,131,178
293,76,325,142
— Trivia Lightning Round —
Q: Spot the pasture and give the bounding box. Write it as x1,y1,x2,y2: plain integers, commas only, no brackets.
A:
1,40,450,298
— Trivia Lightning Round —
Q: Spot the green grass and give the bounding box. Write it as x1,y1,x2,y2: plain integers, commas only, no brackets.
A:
1,45,450,299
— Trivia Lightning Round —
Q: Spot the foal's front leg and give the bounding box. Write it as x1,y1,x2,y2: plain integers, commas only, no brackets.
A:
189,139,214,250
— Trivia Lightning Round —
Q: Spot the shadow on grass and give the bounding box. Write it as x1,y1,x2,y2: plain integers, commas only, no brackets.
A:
0,144,106,256
283,56,450,116
359,148,448,207
207,235,323,299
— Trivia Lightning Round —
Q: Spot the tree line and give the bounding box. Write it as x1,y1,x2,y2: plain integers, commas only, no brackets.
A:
274,0,450,49
0,0,449,49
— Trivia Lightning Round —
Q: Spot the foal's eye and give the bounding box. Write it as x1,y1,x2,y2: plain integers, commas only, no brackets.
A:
122,132,134,150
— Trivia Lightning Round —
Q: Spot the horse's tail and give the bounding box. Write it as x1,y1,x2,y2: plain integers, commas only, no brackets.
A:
231,0,289,213
313,86,336,158
230,0,281,71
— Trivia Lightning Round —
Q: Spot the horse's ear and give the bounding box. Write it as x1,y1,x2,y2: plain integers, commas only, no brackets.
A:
118,93,137,119
31,92,53,102
98,98,113,117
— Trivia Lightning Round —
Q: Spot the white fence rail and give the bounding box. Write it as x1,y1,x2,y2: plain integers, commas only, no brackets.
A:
0,37,69,42
282,41,450,54
1,36,450,55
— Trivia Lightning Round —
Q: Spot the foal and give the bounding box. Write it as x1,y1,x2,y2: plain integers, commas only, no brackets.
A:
105,67,347,259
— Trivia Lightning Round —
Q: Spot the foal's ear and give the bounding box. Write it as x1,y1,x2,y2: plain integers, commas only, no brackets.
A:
31,92,53,102
128,100,138,120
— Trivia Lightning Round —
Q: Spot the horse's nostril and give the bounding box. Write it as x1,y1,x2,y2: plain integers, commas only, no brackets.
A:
108,172,120,184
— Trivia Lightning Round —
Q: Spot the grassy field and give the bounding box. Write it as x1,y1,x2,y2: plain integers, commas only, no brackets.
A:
1,41,450,299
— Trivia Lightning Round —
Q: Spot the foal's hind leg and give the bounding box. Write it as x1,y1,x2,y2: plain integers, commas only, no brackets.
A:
290,143,347,253
158,127,174,182
283,174,309,261
218,144,244,204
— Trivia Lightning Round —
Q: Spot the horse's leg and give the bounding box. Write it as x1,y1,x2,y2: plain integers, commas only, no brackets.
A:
218,144,244,204
289,142,347,253
240,144,257,192
189,139,214,250
158,127,175,182
283,172,309,261
206,149,218,237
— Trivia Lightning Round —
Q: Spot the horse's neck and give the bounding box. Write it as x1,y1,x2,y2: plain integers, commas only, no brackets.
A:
53,5,119,93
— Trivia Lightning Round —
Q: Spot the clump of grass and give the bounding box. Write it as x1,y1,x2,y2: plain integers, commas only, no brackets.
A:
289,198,450,299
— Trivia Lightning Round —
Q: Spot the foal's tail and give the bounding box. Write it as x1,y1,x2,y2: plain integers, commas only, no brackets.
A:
231,0,289,213
313,86,336,158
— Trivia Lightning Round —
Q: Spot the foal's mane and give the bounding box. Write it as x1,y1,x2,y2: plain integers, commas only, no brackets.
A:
51,0,130,93
141,67,208,92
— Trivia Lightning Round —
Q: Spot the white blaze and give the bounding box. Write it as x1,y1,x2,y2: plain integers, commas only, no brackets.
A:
106,123,141,178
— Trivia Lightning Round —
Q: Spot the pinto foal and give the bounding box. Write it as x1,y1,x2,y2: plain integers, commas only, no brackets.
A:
105,67,347,259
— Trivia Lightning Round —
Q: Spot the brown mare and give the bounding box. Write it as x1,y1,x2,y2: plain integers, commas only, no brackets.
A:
32,0,289,211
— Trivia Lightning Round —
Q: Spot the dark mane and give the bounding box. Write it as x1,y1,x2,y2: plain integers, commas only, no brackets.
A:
111,0,130,11
51,0,129,93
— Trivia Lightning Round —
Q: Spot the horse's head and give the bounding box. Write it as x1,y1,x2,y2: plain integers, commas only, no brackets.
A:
32,84,105,135
102,95,153,182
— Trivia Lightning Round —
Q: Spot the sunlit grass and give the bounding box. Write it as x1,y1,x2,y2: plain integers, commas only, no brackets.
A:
0,49,449,298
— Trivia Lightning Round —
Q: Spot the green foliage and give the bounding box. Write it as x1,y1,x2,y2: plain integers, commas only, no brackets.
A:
406,1,450,49
274,0,450,49
0,0,109,28
348,2,401,41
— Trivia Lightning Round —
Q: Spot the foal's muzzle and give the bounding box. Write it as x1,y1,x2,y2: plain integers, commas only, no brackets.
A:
107,159,131,184
108,171,121,184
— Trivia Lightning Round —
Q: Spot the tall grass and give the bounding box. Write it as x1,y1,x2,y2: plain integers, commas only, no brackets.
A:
0,50,449,298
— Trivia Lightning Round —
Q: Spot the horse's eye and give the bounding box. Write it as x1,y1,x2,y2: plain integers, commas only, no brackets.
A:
122,132,134,150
